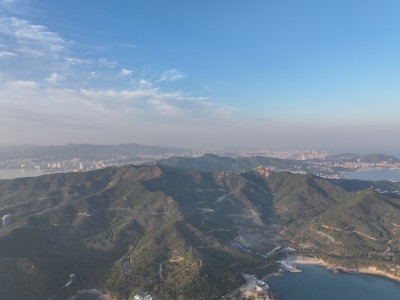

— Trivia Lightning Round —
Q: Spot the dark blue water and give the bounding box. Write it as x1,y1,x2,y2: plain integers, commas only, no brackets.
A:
344,169,400,182
268,265,400,300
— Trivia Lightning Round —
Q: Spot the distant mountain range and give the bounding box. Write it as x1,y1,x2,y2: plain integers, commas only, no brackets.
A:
155,153,296,172
0,160,399,299
0,143,186,160
1,143,399,164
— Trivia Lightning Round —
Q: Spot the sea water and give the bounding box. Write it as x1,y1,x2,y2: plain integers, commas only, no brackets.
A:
0,168,46,179
344,169,400,182
267,264,400,300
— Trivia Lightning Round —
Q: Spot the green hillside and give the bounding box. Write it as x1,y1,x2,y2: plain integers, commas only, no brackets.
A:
156,153,295,172
265,172,400,269
0,164,399,299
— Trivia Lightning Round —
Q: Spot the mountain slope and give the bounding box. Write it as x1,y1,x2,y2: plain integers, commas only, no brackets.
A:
0,165,399,299
264,172,400,268
0,165,271,299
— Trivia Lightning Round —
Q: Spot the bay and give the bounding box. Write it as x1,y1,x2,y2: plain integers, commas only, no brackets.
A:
0,168,47,179
344,169,400,182
268,264,400,300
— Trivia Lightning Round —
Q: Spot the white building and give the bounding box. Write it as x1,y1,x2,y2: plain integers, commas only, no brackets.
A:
133,291,152,300
2,213,11,228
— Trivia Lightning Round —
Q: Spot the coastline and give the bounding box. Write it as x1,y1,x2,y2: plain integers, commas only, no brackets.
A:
357,267,400,283
288,255,400,283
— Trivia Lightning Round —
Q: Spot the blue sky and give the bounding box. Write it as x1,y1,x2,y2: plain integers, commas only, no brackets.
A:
1,0,400,154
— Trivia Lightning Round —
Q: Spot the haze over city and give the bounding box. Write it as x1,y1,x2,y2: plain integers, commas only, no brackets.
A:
1,0,400,155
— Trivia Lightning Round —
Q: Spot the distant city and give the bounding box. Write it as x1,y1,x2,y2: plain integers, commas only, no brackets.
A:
0,144,399,180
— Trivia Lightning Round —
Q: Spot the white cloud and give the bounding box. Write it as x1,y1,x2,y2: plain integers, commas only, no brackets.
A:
158,68,186,82
16,45,47,57
0,16,64,45
119,68,133,77
45,72,61,84
0,10,188,95
0,50,16,57
138,79,152,88
0,16,66,61
0,0,33,18
0,0,18,10
98,57,118,68
0,80,237,146
6,80,37,89
0,82,232,124
64,57,93,66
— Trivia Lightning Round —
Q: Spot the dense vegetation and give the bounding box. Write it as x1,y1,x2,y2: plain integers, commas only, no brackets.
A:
0,162,399,299
156,153,296,173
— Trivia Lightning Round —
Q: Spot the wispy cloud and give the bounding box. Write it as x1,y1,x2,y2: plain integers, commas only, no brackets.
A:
45,72,61,84
6,79,37,89
0,0,16,9
0,12,188,91
158,68,186,82
98,57,118,68
94,42,138,52
119,68,133,77
138,79,152,88
0,81,232,126
0,49,16,57
0,0,22,12
64,57,92,65
0,17,65,54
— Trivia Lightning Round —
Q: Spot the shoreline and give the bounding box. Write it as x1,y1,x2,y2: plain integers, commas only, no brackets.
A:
288,255,400,283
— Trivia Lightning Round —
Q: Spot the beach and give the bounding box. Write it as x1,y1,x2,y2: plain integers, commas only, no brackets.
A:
288,255,400,283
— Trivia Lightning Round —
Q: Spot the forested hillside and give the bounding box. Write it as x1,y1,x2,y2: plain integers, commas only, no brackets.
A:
0,164,399,299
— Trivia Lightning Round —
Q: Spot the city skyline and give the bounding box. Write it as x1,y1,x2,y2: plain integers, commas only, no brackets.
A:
1,0,400,155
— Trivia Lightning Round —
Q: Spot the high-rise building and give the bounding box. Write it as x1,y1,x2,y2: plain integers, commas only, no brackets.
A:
2,213,11,228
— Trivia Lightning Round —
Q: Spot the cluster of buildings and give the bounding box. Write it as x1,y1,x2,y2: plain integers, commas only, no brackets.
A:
317,160,400,170
0,152,203,174
0,158,138,173
279,260,301,272
239,274,271,300
2,149,400,183
242,149,328,160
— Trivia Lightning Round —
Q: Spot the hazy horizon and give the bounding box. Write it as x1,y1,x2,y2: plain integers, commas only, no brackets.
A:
1,1,399,155
1,142,400,159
